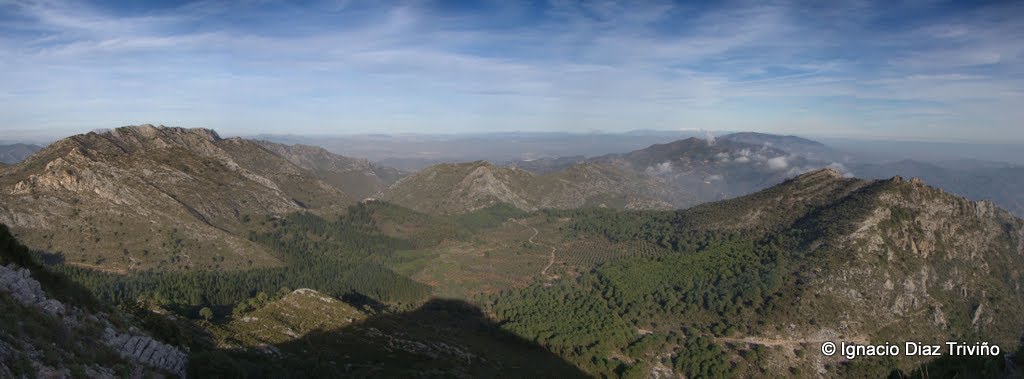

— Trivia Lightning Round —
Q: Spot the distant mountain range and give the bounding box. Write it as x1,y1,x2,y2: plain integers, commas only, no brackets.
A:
500,132,1024,218
381,160,688,214
0,143,42,164
852,159,1024,218
380,134,841,215
474,134,853,214
255,130,709,171
3,125,1022,278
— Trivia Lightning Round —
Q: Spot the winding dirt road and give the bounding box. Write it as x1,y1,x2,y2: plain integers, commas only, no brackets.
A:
522,223,557,280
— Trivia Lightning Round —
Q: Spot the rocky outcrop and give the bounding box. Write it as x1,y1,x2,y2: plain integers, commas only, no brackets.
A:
0,263,187,377
783,171,1024,372
102,327,187,377
0,125,363,272
0,264,65,316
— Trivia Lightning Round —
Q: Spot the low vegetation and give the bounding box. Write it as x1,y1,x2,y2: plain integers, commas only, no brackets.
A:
6,169,1023,377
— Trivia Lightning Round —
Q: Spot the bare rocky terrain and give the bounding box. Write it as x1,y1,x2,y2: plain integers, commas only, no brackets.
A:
0,258,186,377
692,169,1024,374
0,125,393,272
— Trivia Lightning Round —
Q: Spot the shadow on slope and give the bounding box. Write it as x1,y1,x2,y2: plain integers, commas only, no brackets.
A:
193,298,589,378
1,224,104,311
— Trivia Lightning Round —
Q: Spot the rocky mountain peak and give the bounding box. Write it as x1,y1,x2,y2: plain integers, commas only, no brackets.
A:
26,124,227,162
468,160,495,169
810,167,844,179
115,124,221,142
103,124,221,150
780,168,846,186
0,125,372,272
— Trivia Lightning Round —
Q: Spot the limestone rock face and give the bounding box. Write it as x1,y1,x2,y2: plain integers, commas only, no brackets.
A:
0,264,65,316
0,125,366,272
779,171,1024,363
0,263,187,377
103,327,187,377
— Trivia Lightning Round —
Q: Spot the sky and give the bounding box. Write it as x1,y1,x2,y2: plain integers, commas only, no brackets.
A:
0,0,1022,142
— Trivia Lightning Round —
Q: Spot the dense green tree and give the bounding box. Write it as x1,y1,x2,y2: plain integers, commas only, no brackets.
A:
199,307,214,321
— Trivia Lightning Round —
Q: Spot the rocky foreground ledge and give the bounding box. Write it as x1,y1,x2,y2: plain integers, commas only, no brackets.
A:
0,264,187,377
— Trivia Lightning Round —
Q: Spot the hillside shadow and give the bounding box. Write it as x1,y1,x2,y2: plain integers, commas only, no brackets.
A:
0,225,107,312
190,298,589,378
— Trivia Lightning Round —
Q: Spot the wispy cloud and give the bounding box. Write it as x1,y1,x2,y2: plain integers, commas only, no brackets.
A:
0,0,1022,141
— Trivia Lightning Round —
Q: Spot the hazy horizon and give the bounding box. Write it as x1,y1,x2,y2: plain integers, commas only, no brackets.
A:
7,126,1024,147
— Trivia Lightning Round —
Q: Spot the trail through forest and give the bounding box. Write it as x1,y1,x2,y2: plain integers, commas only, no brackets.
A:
522,223,557,281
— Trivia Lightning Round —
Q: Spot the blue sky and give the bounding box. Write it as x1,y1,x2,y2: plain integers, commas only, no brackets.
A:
0,0,1022,142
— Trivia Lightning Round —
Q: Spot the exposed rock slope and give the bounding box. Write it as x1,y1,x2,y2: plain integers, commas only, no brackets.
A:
0,265,66,316
0,225,187,377
0,125,355,272
681,169,1024,373
796,174,1024,346
853,159,1024,218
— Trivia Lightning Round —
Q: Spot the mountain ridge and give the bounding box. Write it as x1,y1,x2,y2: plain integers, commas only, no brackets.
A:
254,140,405,199
0,125,401,272
497,135,851,214
492,167,1024,376
0,143,43,165
381,160,689,214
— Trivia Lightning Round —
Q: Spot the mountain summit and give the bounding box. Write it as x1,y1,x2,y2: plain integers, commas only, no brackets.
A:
0,125,394,272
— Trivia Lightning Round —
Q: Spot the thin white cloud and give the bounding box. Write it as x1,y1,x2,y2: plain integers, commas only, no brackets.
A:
0,0,1021,141
766,156,788,171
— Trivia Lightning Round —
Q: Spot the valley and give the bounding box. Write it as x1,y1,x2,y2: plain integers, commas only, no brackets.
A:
0,126,1022,378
